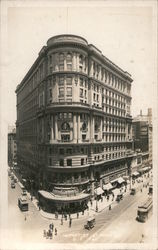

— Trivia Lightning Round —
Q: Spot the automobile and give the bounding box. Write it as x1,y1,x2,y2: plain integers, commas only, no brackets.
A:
84,216,96,230
22,189,27,196
14,177,17,183
130,188,136,195
11,182,15,188
116,194,123,202
11,175,14,180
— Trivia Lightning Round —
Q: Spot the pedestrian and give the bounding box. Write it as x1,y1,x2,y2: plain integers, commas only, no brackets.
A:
55,228,57,235
43,230,47,237
109,204,111,210
24,215,26,221
77,212,79,219
64,213,67,220
69,218,72,227
90,199,93,206
31,196,33,201
61,217,63,225
141,188,142,192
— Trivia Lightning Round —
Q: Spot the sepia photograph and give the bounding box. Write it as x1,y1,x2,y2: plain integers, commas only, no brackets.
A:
0,0,157,249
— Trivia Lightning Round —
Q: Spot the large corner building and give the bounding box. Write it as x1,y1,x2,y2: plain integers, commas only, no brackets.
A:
16,35,133,212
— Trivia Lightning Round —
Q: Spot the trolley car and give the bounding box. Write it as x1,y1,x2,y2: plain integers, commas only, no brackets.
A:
18,195,29,211
137,197,152,222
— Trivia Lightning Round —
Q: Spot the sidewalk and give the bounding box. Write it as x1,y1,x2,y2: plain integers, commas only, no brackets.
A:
14,170,152,222
39,184,131,221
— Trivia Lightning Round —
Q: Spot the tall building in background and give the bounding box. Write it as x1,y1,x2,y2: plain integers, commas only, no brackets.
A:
8,126,17,169
132,108,152,167
16,35,133,212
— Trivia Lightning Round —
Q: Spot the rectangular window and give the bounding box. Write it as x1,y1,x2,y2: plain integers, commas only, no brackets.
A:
66,148,72,154
59,87,64,97
80,88,83,97
67,87,72,96
82,134,86,140
67,159,72,166
59,159,64,166
49,158,52,165
80,78,83,86
81,158,84,165
59,77,64,86
59,148,64,155
66,77,72,85
49,89,52,98
61,134,70,142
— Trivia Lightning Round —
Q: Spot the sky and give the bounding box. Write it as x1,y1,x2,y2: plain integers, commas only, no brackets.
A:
1,0,157,128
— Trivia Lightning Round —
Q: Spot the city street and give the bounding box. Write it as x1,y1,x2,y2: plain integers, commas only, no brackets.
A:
6,172,153,246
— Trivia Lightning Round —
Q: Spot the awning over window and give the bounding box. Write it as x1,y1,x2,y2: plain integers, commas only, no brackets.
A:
103,183,113,191
138,167,151,173
94,187,104,195
111,177,125,184
38,190,90,203
132,171,140,176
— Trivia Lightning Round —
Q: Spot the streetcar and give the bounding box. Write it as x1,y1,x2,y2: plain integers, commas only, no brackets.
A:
84,216,96,230
148,184,153,195
18,195,29,211
137,197,152,222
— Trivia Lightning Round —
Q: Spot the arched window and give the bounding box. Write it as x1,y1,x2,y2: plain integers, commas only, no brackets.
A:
59,53,64,71
82,122,87,131
79,55,83,72
66,53,72,71
61,122,70,131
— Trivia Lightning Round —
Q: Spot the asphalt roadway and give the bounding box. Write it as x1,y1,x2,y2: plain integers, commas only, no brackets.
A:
6,174,153,246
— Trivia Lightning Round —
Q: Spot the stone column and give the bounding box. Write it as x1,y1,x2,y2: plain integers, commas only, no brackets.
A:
51,115,54,140
100,178,103,188
73,114,77,143
90,168,94,197
64,53,67,71
83,56,86,73
55,115,58,141
99,65,102,81
100,118,102,141
77,114,81,143
90,60,93,77
90,114,94,143
72,52,76,71
76,53,79,71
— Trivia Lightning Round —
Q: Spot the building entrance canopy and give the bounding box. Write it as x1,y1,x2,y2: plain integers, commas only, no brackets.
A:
103,183,113,191
38,190,90,203
94,187,104,195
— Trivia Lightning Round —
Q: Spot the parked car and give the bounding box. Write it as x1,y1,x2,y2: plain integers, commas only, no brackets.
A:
14,177,17,183
130,188,136,195
11,182,15,188
116,194,123,202
84,216,96,230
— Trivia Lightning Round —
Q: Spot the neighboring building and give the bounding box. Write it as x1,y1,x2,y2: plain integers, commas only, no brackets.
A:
16,34,133,212
132,108,152,168
8,126,17,169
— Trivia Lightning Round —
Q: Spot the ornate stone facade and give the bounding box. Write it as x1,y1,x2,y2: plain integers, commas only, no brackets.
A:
16,35,133,211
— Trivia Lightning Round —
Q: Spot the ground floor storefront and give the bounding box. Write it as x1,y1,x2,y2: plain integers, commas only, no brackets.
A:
38,188,90,214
